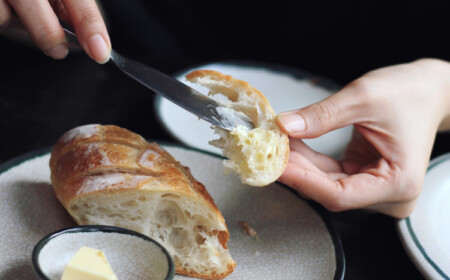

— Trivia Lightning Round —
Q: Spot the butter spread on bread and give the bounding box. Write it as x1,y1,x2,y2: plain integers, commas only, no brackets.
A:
50,124,236,280
186,70,290,187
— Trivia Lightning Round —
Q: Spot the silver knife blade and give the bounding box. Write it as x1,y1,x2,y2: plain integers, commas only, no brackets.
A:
61,24,254,131
110,50,254,131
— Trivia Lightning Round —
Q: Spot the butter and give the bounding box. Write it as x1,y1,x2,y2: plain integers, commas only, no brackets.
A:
62,246,118,280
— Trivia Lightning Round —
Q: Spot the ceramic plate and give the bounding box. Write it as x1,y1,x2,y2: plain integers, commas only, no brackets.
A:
0,145,344,280
397,153,450,280
156,61,352,159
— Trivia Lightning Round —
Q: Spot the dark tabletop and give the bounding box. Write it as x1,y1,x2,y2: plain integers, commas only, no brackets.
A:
1,1,449,279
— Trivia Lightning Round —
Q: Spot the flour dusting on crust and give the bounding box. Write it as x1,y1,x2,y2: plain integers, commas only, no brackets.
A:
61,124,100,143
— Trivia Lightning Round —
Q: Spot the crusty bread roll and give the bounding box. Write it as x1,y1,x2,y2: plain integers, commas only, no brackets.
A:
186,70,289,187
50,124,236,280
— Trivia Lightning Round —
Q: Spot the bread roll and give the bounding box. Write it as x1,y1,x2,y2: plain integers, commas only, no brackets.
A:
186,70,289,187
50,124,236,280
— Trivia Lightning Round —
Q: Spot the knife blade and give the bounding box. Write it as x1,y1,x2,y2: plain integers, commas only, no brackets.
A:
62,24,254,131
110,50,254,131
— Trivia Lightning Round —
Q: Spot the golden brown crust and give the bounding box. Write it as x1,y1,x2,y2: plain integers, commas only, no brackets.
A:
186,70,274,114
176,263,236,280
50,125,220,214
50,124,148,170
185,70,268,101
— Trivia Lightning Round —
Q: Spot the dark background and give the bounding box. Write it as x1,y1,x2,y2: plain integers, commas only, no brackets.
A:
1,0,449,279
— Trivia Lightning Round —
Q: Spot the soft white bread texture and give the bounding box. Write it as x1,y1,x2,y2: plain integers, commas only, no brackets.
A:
186,70,289,187
50,124,236,280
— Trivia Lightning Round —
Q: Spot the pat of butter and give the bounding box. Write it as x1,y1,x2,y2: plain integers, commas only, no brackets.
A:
62,246,118,280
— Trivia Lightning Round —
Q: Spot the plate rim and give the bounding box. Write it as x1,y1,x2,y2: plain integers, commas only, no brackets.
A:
397,153,450,280
154,60,342,153
170,59,342,92
0,142,345,280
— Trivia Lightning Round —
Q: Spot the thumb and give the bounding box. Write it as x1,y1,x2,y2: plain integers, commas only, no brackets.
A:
277,86,364,138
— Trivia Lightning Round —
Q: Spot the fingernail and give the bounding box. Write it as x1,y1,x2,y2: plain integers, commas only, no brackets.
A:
88,33,110,64
46,43,68,60
278,112,306,133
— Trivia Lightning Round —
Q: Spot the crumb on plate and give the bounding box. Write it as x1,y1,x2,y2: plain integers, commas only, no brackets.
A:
238,221,257,237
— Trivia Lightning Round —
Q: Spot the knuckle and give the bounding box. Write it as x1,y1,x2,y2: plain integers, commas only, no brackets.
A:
320,183,351,212
322,198,349,213
309,100,337,127
78,10,102,28
344,77,383,112
34,27,63,49
390,166,423,201
400,182,422,201
348,77,387,107
348,77,378,98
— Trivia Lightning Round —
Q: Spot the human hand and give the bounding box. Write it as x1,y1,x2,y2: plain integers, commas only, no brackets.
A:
0,0,110,63
276,59,450,218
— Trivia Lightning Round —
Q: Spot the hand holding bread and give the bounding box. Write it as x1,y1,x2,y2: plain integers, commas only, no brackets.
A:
277,59,450,218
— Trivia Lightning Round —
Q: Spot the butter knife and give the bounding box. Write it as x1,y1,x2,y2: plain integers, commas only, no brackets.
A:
62,25,254,131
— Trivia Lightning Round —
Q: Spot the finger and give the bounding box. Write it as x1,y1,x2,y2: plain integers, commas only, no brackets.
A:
0,0,12,27
279,162,343,207
289,138,342,173
286,151,346,181
62,0,110,63
279,160,395,212
277,81,372,138
8,0,68,59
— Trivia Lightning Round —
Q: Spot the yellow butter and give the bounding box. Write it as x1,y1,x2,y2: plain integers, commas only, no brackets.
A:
61,246,118,280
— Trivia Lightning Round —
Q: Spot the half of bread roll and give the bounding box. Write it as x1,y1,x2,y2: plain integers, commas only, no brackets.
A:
186,70,289,187
50,124,236,280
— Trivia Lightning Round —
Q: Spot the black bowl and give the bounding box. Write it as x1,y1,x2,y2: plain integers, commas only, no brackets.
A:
32,225,175,280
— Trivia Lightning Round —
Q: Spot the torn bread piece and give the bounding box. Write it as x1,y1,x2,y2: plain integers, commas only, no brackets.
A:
50,124,236,280
186,70,289,187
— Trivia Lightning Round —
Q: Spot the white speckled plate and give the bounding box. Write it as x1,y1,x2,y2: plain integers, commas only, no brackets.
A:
156,61,352,159
397,153,450,280
0,145,344,280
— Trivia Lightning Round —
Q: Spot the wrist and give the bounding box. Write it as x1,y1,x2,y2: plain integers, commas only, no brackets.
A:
435,60,450,131
414,59,450,131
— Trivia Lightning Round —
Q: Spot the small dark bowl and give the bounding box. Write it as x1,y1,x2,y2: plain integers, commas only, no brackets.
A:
32,225,175,280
